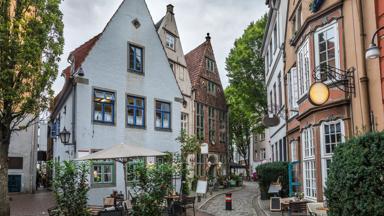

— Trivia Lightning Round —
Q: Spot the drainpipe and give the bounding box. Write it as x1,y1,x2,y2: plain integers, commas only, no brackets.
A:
72,82,77,158
356,0,372,132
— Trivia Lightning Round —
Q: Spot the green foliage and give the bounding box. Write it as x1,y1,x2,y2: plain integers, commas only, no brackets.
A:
225,15,267,178
49,161,90,216
325,132,384,216
131,162,174,216
256,162,289,200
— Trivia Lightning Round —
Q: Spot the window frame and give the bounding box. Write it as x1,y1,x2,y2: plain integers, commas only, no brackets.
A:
288,67,299,118
297,38,311,99
320,119,345,190
128,42,145,74
208,107,216,144
126,94,146,128
314,21,340,82
206,57,215,72
154,100,172,131
181,112,189,134
302,126,317,200
93,89,116,125
92,160,116,187
165,31,176,51
196,103,205,140
126,157,145,184
208,81,216,95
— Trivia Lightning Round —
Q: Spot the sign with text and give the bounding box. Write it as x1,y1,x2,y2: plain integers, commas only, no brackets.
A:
196,180,208,194
201,143,208,154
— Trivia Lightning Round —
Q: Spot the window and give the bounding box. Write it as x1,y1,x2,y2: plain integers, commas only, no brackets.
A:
196,154,205,177
269,91,273,113
181,112,189,133
179,68,184,81
127,158,144,183
290,140,298,162
321,120,344,188
93,161,115,185
302,127,316,199
166,32,175,50
273,23,278,52
278,73,282,109
206,58,215,72
269,41,273,65
260,133,265,141
260,148,266,160
209,107,216,144
196,103,204,140
127,95,145,128
273,83,277,113
208,81,216,95
8,157,23,169
169,62,174,71
129,44,143,73
288,67,299,117
292,4,302,34
155,101,171,129
219,111,226,144
271,145,275,162
56,115,61,135
297,39,310,98
314,22,339,81
93,90,115,124
265,52,269,74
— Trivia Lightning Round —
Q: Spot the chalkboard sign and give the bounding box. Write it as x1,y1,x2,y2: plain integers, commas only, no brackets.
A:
270,197,281,212
196,180,207,194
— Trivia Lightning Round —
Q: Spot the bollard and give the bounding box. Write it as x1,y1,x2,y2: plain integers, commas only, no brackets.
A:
225,192,232,210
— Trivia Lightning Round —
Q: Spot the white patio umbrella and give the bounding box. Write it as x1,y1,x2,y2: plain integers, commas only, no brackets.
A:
77,143,166,200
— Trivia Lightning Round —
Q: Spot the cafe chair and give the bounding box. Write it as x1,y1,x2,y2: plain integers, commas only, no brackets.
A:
180,196,196,216
287,201,309,216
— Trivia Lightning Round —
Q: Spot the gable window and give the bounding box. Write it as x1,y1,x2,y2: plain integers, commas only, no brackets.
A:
314,22,339,81
128,44,143,73
196,103,204,140
166,33,175,50
208,81,216,95
93,90,115,124
155,101,171,129
297,38,310,98
181,112,189,133
127,95,145,128
321,120,344,188
208,107,216,144
206,58,215,72
92,161,115,186
302,126,316,199
288,67,299,118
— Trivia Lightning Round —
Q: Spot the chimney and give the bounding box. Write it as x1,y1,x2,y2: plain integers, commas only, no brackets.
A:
206,33,211,41
167,4,174,14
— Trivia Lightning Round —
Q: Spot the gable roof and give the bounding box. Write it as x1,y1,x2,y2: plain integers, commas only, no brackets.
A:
155,16,164,30
185,41,209,87
69,33,101,72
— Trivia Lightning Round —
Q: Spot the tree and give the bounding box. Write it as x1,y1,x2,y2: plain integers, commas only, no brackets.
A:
0,1,64,215
225,15,267,177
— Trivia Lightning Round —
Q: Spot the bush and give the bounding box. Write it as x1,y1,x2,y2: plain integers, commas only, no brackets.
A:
256,162,289,200
325,132,384,216
50,161,90,216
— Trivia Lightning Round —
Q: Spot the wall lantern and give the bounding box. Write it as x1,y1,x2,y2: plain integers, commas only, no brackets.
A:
308,65,355,106
366,26,384,60
59,127,72,145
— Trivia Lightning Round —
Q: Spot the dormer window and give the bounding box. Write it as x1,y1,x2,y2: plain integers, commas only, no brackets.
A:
166,33,175,50
206,58,215,72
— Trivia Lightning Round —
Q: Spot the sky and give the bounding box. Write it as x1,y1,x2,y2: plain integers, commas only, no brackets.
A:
53,0,268,95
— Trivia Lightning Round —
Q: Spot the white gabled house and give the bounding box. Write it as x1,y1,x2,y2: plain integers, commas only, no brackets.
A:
50,0,183,205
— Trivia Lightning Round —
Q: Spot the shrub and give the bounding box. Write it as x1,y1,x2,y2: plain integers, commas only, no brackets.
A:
325,132,384,216
256,162,289,200
50,161,90,216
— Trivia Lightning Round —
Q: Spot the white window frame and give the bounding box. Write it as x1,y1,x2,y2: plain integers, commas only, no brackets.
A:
290,140,298,162
320,119,345,190
166,32,175,50
288,67,299,118
181,112,189,134
314,21,340,82
297,38,311,99
302,127,316,200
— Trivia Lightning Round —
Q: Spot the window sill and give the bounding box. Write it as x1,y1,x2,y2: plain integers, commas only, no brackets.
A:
166,46,176,52
91,183,116,188
93,121,115,126
127,69,145,75
155,127,172,132
127,125,146,130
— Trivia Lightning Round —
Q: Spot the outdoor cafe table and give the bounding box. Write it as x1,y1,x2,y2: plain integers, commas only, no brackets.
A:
165,195,181,215
307,202,328,216
280,197,295,211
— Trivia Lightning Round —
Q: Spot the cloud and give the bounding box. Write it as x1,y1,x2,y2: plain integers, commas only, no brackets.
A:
53,0,267,94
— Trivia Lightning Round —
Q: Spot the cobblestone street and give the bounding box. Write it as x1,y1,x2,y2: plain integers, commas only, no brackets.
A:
10,189,55,216
200,182,265,216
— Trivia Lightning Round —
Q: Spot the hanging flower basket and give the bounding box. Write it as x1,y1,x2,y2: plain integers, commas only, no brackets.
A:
309,0,325,13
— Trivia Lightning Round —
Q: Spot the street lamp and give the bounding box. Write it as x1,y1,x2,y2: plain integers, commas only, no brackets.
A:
366,26,384,60
308,82,330,106
59,127,72,145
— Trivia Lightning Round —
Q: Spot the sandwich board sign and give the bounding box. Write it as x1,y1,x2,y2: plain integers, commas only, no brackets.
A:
196,180,208,195
201,143,208,154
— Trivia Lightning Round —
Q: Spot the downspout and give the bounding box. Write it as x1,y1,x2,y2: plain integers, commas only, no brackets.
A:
356,0,372,131
72,82,77,158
